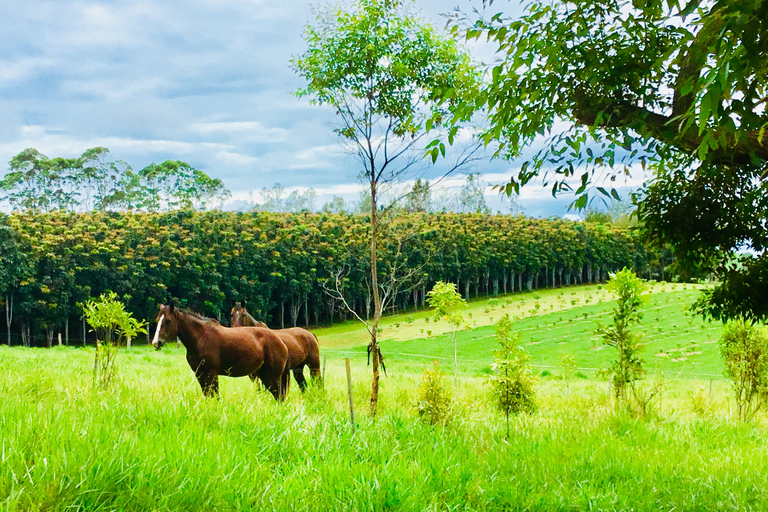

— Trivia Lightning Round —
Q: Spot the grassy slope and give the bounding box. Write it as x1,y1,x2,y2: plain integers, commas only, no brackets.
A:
316,282,724,379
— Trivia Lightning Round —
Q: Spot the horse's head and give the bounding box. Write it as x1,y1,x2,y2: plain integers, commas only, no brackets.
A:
153,302,180,349
230,301,245,327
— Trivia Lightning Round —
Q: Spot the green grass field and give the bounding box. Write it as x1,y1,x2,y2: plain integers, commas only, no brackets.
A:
3,283,767,511
317,282,724,379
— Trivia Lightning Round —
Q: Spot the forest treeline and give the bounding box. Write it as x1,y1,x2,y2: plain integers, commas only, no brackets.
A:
0,209,668,347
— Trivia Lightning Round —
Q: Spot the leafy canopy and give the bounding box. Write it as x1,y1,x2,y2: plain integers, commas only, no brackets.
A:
460,0,768,321
293,0,479,166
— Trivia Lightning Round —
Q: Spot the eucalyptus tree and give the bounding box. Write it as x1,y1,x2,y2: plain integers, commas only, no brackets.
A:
0,149,78,212
458,0,768,321
293,0,480,415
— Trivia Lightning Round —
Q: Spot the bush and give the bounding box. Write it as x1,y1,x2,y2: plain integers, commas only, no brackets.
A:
489,314,537,438
719,319,768,422
415,362,452,425
596,268,655,414
81,291,145,389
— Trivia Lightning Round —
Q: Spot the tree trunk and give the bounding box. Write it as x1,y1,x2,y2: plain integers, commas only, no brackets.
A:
5,294,12,346
46,328,54,348
65,316,69,346
289,298,300,327
304,298,309,328
369,179,382,418
280,301,285,329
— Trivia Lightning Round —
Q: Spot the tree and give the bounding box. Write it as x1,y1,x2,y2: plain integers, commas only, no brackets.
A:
0,216,30,345
284,188,318,213
0,149,77,212
137,160,230,211
455,172,490,214
458,0,768,321
1,148,229,213
82,291,145,388
321,195,348,214
404,178,432,213
293,0,479,416
596,268,650,413
489,314,536,438
719,319,768,422
427,281,467,384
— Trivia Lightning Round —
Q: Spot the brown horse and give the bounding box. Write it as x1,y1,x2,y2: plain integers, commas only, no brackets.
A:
153,303,290,400
230,301,267,327
230,304,322,391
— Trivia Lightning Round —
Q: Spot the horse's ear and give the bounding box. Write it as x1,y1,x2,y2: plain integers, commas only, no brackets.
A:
158,303,163,311
168,300,175,312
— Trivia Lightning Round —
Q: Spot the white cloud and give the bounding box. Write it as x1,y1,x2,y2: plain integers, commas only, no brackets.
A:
191,121,289,142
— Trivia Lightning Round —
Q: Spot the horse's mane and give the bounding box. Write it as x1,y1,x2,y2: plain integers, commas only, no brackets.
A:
178,308,219,324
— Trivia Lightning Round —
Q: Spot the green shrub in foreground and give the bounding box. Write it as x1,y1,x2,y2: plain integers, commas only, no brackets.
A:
720,319,768,422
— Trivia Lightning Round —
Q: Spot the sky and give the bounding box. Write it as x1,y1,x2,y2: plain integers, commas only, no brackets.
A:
0,0,641,218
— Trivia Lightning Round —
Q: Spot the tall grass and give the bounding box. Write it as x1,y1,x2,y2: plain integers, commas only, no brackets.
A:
1,344,767,511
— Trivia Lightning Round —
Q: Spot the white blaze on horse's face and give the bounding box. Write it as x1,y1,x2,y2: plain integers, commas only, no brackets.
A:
152,315,165,348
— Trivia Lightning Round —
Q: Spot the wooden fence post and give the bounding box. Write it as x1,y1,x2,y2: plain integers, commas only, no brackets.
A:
345,358,355,430
57,333,62,346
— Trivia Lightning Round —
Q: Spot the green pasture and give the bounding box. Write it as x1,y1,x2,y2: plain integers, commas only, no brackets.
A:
5,281,764,512
317,282,724,379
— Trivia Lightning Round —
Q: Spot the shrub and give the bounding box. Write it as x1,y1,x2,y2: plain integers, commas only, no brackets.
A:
596,268,653,414
489,314,537,438
415,361,452,425
560,354,577,397
81,291,145,389
719,319,768,422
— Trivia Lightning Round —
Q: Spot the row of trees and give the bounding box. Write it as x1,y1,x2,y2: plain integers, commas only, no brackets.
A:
251,174,518,216
0,147,230,212
0,210,659,347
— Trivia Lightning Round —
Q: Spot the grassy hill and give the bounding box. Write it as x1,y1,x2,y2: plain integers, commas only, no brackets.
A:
314,282,724,379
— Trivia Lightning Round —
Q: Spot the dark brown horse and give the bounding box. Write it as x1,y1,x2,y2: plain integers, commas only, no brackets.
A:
230,304,322,391
153,303,290,400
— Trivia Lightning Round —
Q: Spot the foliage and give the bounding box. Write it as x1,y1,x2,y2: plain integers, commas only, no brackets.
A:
489,314,536,437
0,147,229,212
415,361,453,425
293,0,480,416
457,0,768,322
82,291,145,388
560,353,577,397
0,210,657,346
427,281,468,383
719,319,768,422
597,268,651,412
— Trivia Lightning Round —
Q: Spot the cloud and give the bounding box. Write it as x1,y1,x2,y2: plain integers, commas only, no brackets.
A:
191,121,289,143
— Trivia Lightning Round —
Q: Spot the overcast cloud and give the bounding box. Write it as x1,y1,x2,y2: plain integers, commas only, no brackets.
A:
0,0,627,217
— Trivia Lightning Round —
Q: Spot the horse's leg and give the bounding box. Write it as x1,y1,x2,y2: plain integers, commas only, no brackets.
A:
249,372,263,391
280,365,291,401
292,364,308,392
259,370,282,401
197,372,219,398
307,351,322,387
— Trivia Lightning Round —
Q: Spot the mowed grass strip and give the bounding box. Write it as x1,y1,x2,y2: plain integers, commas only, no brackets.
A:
0,345,766,511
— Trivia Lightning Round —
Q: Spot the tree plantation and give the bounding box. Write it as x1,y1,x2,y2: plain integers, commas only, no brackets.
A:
0,210,657,346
